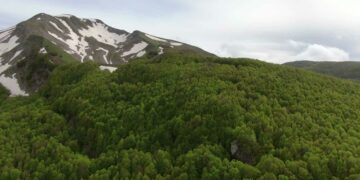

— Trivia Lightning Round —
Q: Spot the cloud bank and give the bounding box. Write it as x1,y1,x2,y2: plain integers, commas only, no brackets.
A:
294,44,349,62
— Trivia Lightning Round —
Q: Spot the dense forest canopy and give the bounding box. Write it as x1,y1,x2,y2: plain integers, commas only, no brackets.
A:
1,54,360,179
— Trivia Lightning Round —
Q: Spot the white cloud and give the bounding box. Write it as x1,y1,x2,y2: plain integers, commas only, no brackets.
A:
219,42,293,63
219,40,350,64
294,44,349,61
288,40,308,49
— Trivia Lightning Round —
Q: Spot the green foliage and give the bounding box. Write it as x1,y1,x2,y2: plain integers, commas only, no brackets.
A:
1,54,360,178
0,84,9,102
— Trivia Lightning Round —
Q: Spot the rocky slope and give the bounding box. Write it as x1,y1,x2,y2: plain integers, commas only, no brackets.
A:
0,13,213,96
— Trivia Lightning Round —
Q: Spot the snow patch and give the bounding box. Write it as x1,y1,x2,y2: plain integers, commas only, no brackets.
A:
57,14,73,18
52,18,89,62
0,35,19,56
170,42,183,46
48,31,64,41
136,50,146,57
79,22,127,47
65,49,75,55
0,73,27,96
0,55,27,96
99,65,117,73
145,34,167,42
97,47,110,64
9,50,23,62
0,27,15,36
39,47,47,54
50,21,64,33
0,63,11,74
37,17,41,21
122,41,148,57
159,47,164,55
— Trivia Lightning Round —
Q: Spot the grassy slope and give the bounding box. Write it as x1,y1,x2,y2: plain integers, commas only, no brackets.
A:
1,55,360,179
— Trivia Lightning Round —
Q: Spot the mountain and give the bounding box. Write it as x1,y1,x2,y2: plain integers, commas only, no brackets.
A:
2,55,360,179
0,13,213,96
284,60,360,81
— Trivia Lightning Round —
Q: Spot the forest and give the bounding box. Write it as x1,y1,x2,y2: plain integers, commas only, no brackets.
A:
1,53,360,179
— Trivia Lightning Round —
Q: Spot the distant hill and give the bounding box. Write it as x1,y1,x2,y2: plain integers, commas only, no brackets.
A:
284,60,360,81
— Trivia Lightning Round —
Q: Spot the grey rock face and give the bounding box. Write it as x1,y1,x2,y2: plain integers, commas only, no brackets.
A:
230,140,257,164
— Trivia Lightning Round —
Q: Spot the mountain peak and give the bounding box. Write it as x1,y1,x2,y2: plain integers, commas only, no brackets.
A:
0,13,213,96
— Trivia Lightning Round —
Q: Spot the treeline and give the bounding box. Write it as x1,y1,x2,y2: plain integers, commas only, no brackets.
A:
0,85,9,102
1,54,360,179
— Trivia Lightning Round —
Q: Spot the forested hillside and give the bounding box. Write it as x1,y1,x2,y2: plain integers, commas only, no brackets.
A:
284,60,360,82
2,54,360,179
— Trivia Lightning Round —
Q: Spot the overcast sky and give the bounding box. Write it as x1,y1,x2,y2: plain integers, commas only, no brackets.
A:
0,0,359,63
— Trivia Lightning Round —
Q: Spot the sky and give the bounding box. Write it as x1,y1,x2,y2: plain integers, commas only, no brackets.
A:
0,0,359,63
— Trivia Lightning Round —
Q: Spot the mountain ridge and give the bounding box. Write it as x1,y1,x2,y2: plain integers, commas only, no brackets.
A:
0,13,214,96
284,60,360,81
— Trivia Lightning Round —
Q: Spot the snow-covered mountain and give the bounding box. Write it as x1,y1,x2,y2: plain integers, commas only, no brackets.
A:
0,13,213,96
